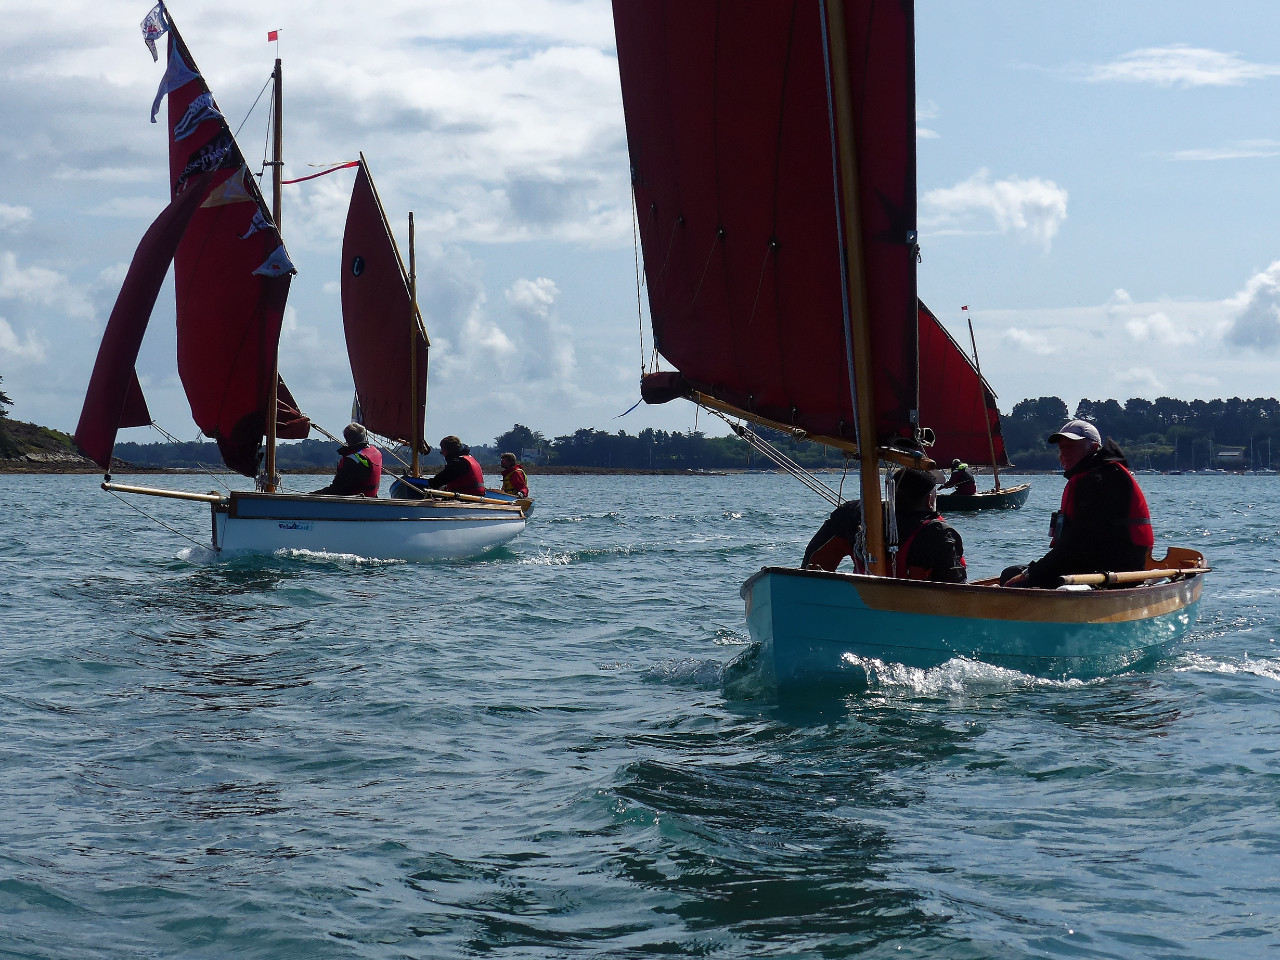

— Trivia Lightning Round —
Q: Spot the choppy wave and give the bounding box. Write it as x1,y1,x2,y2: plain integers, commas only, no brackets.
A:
2,472,1278,957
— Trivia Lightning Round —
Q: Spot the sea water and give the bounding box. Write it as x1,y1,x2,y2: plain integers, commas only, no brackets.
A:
1,471,1277,958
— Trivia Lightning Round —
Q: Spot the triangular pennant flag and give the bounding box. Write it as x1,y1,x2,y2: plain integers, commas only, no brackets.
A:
173,91,223,142
140,3,167,62
238,209,271,238
202,166,255,208
176,132,236,188
151,36,200,122
253,244,296,277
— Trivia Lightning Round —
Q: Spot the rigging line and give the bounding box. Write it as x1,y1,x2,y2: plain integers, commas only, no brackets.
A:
817,0,863,459
233,74,274,143
258,95,273,179
313,419,415,474
690,227,724,308
704,407,843,507
746,240,776,328
147,422,232,492
104,487,210,551
630,187,646,379
652,214,681,290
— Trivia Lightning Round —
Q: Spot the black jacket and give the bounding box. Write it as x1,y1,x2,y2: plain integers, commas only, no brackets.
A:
1024,439,1149,587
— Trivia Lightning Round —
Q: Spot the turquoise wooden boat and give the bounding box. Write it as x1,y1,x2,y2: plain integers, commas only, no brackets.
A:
742,565,1204,690
612,0,1207,693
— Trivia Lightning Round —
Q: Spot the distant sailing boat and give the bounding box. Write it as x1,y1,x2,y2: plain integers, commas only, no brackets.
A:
921,304,1030,511
75,3,526,560
612,0,1206,688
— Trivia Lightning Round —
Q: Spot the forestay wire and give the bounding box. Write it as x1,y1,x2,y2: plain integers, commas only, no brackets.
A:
103,486,210,551
147,422,232,492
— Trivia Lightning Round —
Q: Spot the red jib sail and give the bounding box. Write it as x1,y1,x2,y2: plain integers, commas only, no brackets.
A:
77,12,310,476
340,159,429,451
916,302,1010,467
613,0,918,449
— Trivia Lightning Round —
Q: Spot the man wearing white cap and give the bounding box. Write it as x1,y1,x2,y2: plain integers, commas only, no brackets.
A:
1002,419,1153,587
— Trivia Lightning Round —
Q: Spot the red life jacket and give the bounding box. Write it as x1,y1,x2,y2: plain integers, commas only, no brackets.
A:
444,454,486,496
501,464,528,497
1056,461,1153,549
350,444,382,497
835,517,939,578
891,515,965,580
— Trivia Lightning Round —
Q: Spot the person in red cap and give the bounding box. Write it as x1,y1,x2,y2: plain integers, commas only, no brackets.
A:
802,468,966,581
1002,419,1153,587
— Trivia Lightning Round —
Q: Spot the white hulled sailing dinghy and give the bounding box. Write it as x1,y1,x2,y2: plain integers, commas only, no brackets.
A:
76,4,526,561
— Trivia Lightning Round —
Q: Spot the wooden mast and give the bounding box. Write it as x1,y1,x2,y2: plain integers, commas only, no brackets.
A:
966,311,1002,492
263,55,283,492
825,0,886,574
408,211,420,477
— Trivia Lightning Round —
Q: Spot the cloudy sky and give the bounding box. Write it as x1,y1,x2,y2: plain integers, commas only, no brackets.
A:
3,1,1280,451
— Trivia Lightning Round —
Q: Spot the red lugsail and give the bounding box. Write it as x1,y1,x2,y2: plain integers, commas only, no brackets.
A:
75,173,212,469
163,23,307,476
917,302,1010,467
613,0,918,448
340,159,429,450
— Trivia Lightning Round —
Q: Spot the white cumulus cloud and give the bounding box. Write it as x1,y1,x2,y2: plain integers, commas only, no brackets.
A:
1114,366,1166,394
1224,260,1280,350
921,169,1068,251
0,205,32,233
1002,327,1055,355
506,276,575,382
0,251,96,332
1122,311,1196,346
0,316,47,361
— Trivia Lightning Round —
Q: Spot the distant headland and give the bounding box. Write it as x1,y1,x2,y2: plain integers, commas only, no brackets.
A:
3,392,1279,474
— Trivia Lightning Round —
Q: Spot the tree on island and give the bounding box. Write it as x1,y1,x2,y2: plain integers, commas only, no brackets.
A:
493,424,547,459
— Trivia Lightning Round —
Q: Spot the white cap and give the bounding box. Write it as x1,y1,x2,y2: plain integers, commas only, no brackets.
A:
1047,419,1101,444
